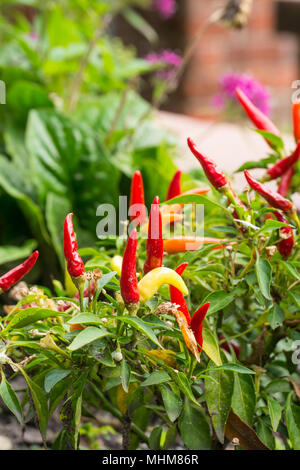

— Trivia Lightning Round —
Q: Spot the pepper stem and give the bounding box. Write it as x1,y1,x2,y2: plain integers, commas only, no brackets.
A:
290,208,300,233
73,276,85,312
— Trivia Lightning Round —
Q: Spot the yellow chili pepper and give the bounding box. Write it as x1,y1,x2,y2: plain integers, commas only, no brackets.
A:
137,267,188,303
110,255,123,276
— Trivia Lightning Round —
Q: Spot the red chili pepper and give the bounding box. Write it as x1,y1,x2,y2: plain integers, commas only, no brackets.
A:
190,302,210,351
64,213,85,278
144,196,163,274
169,263,191,324
278,167,295,197
219,336,241,358
166,170,182,201
187,138,228,189
293,101,300,142
265,142,300,180
129,170,146,226
0,251,39,292
120,229,140,307
273,211,294,259
244,170,293,212
235,87,281,147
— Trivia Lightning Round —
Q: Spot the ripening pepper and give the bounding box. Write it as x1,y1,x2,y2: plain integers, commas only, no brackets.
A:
244,170,293,212
278,167,294,197
64,213,85,279
166,170,182,200
129,170,146,226
120,229,140,307
144,196,163,274
292,100,300,142
273,211,294,259
110,255,123,276
235,87,281,148
187,138,228,189
0,251,39,293
264,142,300,181
137,267,188,304
169,263,191,324
219,336,241,358
163,236,227,254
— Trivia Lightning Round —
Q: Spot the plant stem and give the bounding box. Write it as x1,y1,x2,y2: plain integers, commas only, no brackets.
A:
237,249,256,279
88,381,149,445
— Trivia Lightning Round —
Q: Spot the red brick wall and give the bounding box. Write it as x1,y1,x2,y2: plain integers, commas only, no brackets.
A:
182,0,299,124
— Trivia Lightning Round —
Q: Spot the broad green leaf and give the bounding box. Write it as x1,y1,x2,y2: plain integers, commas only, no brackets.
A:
68,326,113,351
45,193,71,267
120,359,131,393
142,371,170,387
149,426,163,450
208,363,255,375
166,194,225,211
205,360,234,443
0,371,24,425
115,316,162,349
44,369,71,394
256,419,275,449
160,385,182,423
178,400,211,450
268,304,285,330
256,255,272,300
267,396,282,432
202,328,222,366
3,307,63,332
285,393,300,450
254,129,284,151
0,240,37,265
232,373,256,426
202,290,237,315
68,314,104,325
280,260,300,281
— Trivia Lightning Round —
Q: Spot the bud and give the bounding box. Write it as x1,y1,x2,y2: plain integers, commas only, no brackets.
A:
112,351,123,362
219,0,253,29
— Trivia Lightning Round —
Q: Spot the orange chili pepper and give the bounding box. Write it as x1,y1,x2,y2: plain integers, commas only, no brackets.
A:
163,237,227,254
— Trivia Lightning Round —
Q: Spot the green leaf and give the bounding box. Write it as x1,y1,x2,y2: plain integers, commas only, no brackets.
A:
205,360,234,443
166,194,225,211
0,240,37,265
0,371,24,425
255,255,272,300
232,373,256,426
142,371,170,387
202,328,222,366
202,290,237,315
149,426,163,450
44,369,71,394
160,385,182,423
120,359,131,393
268,304,285,330
285,393,300,450
254,129,284,151
45,193,71,267
68,314,104,325
178,400,211,450
115,316,162,349
3,307,64,332
122,8,158,43
280,260,300,281
68,327,113,351
95,271,117,297
256,419,275,449
172,372,199,407
208,363,255,375
267,396,282,432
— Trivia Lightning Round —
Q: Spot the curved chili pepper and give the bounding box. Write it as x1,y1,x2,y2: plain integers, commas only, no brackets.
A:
63,213,85,278
235,87,281,147
219,336,240,358
144,196,163,274
292,100,300,142
0,251,39,292
169,263,191,324
244,170,293,212
137,267,188,303
163,237,227,254
166,170,182,200
273,211,294,259
187,138,228,189
120,229,140,307
265,142,300,181
190,302,210,351
278,167,294,197
129,170,146,226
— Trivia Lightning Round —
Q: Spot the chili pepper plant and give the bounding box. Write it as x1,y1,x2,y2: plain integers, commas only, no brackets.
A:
0,94,300,451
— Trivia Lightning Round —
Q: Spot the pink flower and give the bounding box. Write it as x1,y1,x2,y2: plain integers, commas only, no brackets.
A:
153,0,176,19
145,50,182,81
213,72,271,116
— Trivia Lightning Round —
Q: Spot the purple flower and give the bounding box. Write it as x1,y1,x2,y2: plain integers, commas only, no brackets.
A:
146,50,182,81
153,0,176,19
213,72,271,116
